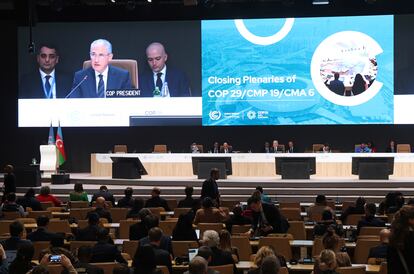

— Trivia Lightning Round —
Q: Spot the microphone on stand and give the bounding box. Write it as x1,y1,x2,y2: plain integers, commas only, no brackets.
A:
65,75,88,98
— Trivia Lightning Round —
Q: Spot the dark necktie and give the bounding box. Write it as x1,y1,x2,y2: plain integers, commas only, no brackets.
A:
156,72,163,91
97,74,104,98
45,75,51,98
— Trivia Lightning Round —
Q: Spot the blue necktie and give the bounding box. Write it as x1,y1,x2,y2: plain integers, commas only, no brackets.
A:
97,74,104,98
45,75,52,98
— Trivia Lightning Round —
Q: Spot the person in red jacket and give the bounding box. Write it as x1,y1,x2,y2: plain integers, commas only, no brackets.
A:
36,186,62,206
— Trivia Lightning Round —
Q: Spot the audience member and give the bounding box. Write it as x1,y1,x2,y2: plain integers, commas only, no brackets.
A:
201,230,235,267
145,187,171,211
248,246,283,274
87,196,112,223
36,186,62,207
1,221,32,250
132,245,163,274
368,228,390,262
27,215,59,242
200,168,220,207
247,195,289,236
76,213,101,241
340,197,366,224
117,187,134,208
387,205,414,274
90,228,127,264
65,246,103,274
2,164,16,202
320,228,351,268
356,203,386,235
178,186,200,209
145,227,172,274
8,242,36,274
69,183,88,202
0,192,26,217
316,249,339,274
351,73,367,95
38,253,77,273
129,208,153,240
307,195,334,221
16,188,42,211
255,186,271,203
386,140,397,153
188,256,208,274
219,229,239,263
378,191,405,214
91,185,115,207
139,215,172,254
224,204,251,233
193,197,226,225
194,246,219,274
259,255,281,274
126,198,145,219
172,213,198,241
40,234,78,264
314,210,344,237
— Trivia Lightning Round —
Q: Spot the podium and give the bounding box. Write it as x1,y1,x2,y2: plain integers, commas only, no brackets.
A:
111,157,147,179
192,157,232,179
15,165,41,187
352,157,394,180
39,145,58,177
275,157,316,179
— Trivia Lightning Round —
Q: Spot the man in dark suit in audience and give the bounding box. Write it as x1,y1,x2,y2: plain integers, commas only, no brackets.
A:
129,208,153,240
368,228,390,260
16,188,42,211
139,215,172,254
145,187,170,211
147,227,172,274
90,228,127,264
247,195,289,236
91,185,115,206
27,215,59,242
139,42,191,97
87,197,112,223
356,203,386,235
76,213,101,241
200,168,220,207
1,221,32,250
117,187,134,208
19,43,72,99
177,186,200,209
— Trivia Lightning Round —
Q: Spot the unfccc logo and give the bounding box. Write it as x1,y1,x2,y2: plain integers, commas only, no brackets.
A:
209,110,221,120
234,18,295,46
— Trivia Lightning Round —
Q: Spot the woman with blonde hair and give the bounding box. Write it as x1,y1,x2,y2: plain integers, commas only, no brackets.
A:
219,229,239,262
318,249,339,274
248,246,275,274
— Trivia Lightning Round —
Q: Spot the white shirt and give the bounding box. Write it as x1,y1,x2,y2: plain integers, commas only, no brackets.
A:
152,65,167,88
95,66,109,97
39,69,56,99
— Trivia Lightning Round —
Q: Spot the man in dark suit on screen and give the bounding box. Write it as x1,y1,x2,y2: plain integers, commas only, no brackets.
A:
139,42,191,97
19,44,72,99
69,39,132,98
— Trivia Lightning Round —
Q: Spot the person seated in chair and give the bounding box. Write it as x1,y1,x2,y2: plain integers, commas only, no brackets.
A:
0,192,26,217
145,187,170,211
91,185,115,207
16,188,42,211
76,213,101,241
90,228,127,264
193,197,227,225
117,187,134,208
0,221,32,250
314,210,344,237
368,228,390,262
178,186,200,209
87,196,112,223
356,203,386,235
139,215,172,254
27,215,59,242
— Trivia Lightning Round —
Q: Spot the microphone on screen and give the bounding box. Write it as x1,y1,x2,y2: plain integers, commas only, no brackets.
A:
65,75,88,98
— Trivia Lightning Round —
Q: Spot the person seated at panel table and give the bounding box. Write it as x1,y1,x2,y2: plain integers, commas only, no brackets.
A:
219,142,232,153
270,140,284,153
190,142,201,153
320,143,331,153
286,140,296,153
367,141,377,152
263,142,271,153
355,142,371,153
211,142,220,153
385,140,397,153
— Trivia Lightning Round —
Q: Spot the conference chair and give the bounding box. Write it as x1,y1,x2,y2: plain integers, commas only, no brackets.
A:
345,214,365,225
148,207,165,217
119,219,139,239
173,207,191,218
69,201,90,208
196,144,204,153
336,265,366,274
109,207,128,222
230,236,252,261
171,241,199,257
48,220,72,235
16,217,36,224
258,237,292,260
83,59,139,89
220,200,239,210
378,262,387,274
353,238,381,264
40,201,54,210
70,241,97,253
166,199,178,211
159,219,178,236
27,210,52,219
47,265,64,274
279,202,301,209
153,144,168,153
209,264,233,274
341,201,355,213
279,267,289,274
122,240,139,258
198,223,225,237
359,227,387,236
280,208,302,221
33,241,50,260
312,237,345,258
2,211,22,219
231,224,251,235
287,221,306,240
0,221,12,236
113,144,128,153
90,262,120,274
46,206,64,212
396,143,411,153
69,208,94,220
312,144,324,152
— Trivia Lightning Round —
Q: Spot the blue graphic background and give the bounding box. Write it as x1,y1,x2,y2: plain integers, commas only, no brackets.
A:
202,15,394,126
